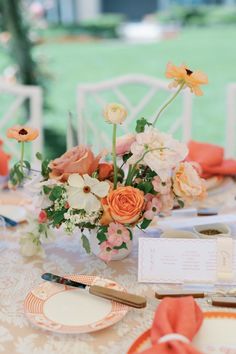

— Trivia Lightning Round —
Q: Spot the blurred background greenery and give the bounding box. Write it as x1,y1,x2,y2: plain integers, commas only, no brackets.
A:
0,0,236,158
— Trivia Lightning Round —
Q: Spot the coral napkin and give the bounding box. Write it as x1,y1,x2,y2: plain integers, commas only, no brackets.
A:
187,140,236,178
0,140,10,177
139,297,203,354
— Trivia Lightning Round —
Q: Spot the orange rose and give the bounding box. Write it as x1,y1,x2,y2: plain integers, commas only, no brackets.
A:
107,186,144,224
49,145,103,182
7,125,39,142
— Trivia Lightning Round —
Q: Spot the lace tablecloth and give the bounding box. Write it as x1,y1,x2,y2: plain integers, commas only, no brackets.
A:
1,179,236,354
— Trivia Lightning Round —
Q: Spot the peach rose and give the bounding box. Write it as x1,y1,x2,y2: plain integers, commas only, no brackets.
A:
116,133,136,156
107,186,144,224
173,162,206,203
49,145,103,182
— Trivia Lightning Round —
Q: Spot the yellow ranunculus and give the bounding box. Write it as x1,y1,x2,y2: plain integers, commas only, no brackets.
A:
103,103,127,124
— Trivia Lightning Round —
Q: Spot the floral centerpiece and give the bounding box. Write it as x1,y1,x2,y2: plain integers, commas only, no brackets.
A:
8,63,208,261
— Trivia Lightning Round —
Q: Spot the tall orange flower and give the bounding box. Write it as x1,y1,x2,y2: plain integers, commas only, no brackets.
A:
7,125,39,142
166,62,208,96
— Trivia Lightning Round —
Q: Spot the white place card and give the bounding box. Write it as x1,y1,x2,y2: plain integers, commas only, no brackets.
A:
151,213,236,230
138,237,236,284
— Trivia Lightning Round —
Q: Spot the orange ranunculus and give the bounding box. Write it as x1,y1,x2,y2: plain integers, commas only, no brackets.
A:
7,125,39,142
107,186,145,224
49,145,103,182
165,62,208,96
98,163,113,181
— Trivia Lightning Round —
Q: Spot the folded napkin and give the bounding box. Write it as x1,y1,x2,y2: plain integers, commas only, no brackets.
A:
140,297,203,354
187,140,236,178
0,140,10,177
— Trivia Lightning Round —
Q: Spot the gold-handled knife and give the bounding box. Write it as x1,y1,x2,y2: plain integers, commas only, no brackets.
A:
41,273,146,309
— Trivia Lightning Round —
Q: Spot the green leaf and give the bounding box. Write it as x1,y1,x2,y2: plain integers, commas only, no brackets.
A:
36,152,43,160
136,181,153,194
97,229,107,244
81,234,91,254
53,210,65,225
140,218,152,229
128,228,133,240
41,158,51,179
23,160,31,170
49,186,63,201
177,199,185,208
43,185,51,195
122,152,132,163
113,242,128,250
135,117,152,133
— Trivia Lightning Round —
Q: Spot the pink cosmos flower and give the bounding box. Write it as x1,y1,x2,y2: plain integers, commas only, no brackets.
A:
144,193,154,203
152,175,172,195
107,222,130,245
99,241,118,262
144,197,162,220
159,193,175,215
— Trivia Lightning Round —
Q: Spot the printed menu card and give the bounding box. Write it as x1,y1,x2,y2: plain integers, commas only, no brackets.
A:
138,238,236,284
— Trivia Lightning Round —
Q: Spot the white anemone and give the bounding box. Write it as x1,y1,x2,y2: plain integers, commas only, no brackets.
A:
67,174,110,212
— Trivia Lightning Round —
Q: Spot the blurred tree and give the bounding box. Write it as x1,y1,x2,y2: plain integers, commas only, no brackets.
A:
2,0,38,86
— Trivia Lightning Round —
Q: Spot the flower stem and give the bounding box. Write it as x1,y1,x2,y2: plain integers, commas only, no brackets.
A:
152,82,185,126
125,147,168,186
125,165,134,186
112,124,118,189
20,141,25,174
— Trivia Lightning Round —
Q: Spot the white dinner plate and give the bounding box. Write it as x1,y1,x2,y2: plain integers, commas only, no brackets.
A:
128,311,236,354
0,205,27,222
24,274,128,334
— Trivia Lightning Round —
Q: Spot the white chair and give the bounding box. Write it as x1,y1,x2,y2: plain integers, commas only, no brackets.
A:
74,74,192,152
0,83,43,166
225,83,236,158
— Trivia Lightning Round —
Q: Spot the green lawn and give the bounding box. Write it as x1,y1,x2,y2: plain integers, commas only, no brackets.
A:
1,26,236,157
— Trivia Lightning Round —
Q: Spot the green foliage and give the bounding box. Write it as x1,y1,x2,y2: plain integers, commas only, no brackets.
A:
177,199,185,209
9,160,31,186
36,152,51,179
43,185,51,195
156,5,236,27
122,152,132,163
97,226,108,244
140,218,152,230
113,242,128,250
135,118,152,133
78,14,126,38
36,152,42,160
136,181,154,194
128,228,133,241
81,234,91,254
49,186,64,201
52,209,66,226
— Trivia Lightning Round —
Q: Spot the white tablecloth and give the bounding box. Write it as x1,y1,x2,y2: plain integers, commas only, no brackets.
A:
1,179,236,354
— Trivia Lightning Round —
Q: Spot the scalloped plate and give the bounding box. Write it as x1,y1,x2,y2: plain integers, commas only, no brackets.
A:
128,312,236,354
0,204,26,222
24,274,128,334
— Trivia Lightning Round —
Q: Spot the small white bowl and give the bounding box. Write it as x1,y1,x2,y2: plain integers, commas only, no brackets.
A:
161,230,198,239
193,223,231,239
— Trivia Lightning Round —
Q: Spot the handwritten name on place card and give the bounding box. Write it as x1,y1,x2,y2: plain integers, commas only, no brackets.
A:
138,238,236,284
